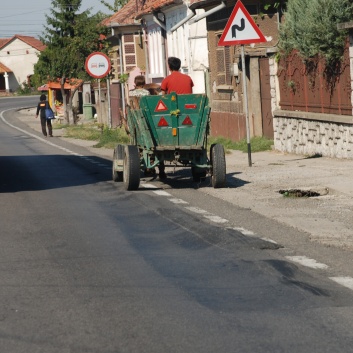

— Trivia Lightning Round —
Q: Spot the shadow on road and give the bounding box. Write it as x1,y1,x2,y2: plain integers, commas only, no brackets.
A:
0,154,111,193
146,168,250,190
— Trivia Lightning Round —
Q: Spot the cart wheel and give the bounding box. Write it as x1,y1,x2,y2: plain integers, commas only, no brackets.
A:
191,167,207,182
211,143,226,188
123,145,140,190
113,169,123,182
112,145,123,182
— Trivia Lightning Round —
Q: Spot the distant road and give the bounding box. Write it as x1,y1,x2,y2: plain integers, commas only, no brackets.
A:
0,95,39,110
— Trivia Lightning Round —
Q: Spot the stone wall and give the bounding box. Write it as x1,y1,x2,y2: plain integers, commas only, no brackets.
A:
274,110,353,159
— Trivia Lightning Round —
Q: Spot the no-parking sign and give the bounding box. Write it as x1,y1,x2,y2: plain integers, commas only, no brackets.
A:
85,52,111,79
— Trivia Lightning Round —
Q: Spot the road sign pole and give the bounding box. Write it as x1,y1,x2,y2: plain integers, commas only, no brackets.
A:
107,76,112,128
217,0,266,167
241,45,252,167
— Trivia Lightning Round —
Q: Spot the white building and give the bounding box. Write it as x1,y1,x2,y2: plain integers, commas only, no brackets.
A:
135,0,209,94
0,35,45,92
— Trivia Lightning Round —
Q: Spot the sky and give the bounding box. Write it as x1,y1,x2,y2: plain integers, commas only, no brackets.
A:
0,1,115,39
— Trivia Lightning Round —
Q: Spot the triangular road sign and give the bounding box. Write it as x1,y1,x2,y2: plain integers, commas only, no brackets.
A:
218,0,266,46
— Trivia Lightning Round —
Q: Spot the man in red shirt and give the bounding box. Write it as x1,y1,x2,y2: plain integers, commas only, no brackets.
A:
160,57,194,94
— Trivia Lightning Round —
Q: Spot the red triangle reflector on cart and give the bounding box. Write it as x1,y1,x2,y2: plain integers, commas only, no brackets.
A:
182,116,192,125
158,117,169,127
154,100,168,112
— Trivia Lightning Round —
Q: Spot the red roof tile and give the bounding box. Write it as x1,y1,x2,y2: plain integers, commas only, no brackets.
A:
136,0,179,18
0,38,12,49
48,79,83,90
15,35,46,51
102,0,146,26
0,35,45,51
0,62,12,73
103,0,181,25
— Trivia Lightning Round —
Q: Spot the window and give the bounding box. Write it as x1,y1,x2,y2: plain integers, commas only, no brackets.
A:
215,34,231,86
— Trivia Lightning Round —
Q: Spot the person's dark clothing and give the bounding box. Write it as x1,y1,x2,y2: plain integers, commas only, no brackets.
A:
36,100,53,137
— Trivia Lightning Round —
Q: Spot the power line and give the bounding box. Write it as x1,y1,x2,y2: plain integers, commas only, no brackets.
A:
0,9,50,20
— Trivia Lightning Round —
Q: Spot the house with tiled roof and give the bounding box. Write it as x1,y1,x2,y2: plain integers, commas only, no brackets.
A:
0,35,46,92
135,0,281,140
104,0,282,140
102,0,148,126
104,0,146,84
134,0,207,90
103,0,211,127
187,0,281,140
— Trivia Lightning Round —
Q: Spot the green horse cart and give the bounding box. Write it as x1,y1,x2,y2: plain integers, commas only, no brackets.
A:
112,93,226,190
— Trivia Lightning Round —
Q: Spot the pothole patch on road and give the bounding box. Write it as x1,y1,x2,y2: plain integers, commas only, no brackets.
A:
278,187,329,198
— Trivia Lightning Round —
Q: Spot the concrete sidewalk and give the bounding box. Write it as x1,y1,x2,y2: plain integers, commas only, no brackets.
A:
16,108,353,251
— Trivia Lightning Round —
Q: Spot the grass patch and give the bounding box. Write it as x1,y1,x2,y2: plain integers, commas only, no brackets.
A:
208,136,273,153
64,124,102,141
58,123,130,149
94,126,130,149
55,122,273,152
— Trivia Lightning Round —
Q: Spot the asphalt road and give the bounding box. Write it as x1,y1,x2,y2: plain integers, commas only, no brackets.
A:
1,97,353,353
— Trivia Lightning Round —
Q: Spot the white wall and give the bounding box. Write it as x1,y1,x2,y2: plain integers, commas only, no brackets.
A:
143,16,166,83
165,6,209,94
0,38,39,90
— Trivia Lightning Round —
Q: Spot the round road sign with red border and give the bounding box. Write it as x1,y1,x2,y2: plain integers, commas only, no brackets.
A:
85,52,111,79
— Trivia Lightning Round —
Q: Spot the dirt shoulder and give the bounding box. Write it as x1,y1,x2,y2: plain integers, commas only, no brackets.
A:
202,149,353,250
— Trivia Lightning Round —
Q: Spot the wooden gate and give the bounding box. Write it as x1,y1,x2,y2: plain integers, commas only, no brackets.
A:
259,57,274,139
110,82,123,128
277,42,352,115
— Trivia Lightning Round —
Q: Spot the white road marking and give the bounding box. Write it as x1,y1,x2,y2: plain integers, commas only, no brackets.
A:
230,227,255,236
261,237,278,244
169,198,189,204
329,277,353,291
203,215,229,224
185,206,209,214
285,256,329,269
153,190,172,196
142,183,157,189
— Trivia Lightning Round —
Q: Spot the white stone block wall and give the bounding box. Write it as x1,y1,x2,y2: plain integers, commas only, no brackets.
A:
350,34,353,114
274,116,353,159
269,57,279,115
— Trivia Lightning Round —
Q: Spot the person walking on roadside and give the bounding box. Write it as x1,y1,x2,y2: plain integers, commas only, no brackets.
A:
160,57,194,95
35,94,53,137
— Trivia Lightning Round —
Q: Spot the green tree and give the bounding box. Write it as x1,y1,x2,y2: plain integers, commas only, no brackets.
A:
99,0,128,13
279,0,353,65
33,0,109,124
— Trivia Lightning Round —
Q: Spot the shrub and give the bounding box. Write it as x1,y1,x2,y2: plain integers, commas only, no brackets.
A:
279,0,353,65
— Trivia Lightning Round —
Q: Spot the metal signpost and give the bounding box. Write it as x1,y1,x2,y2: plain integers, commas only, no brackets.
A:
218,0,266,167
85,52,112,127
